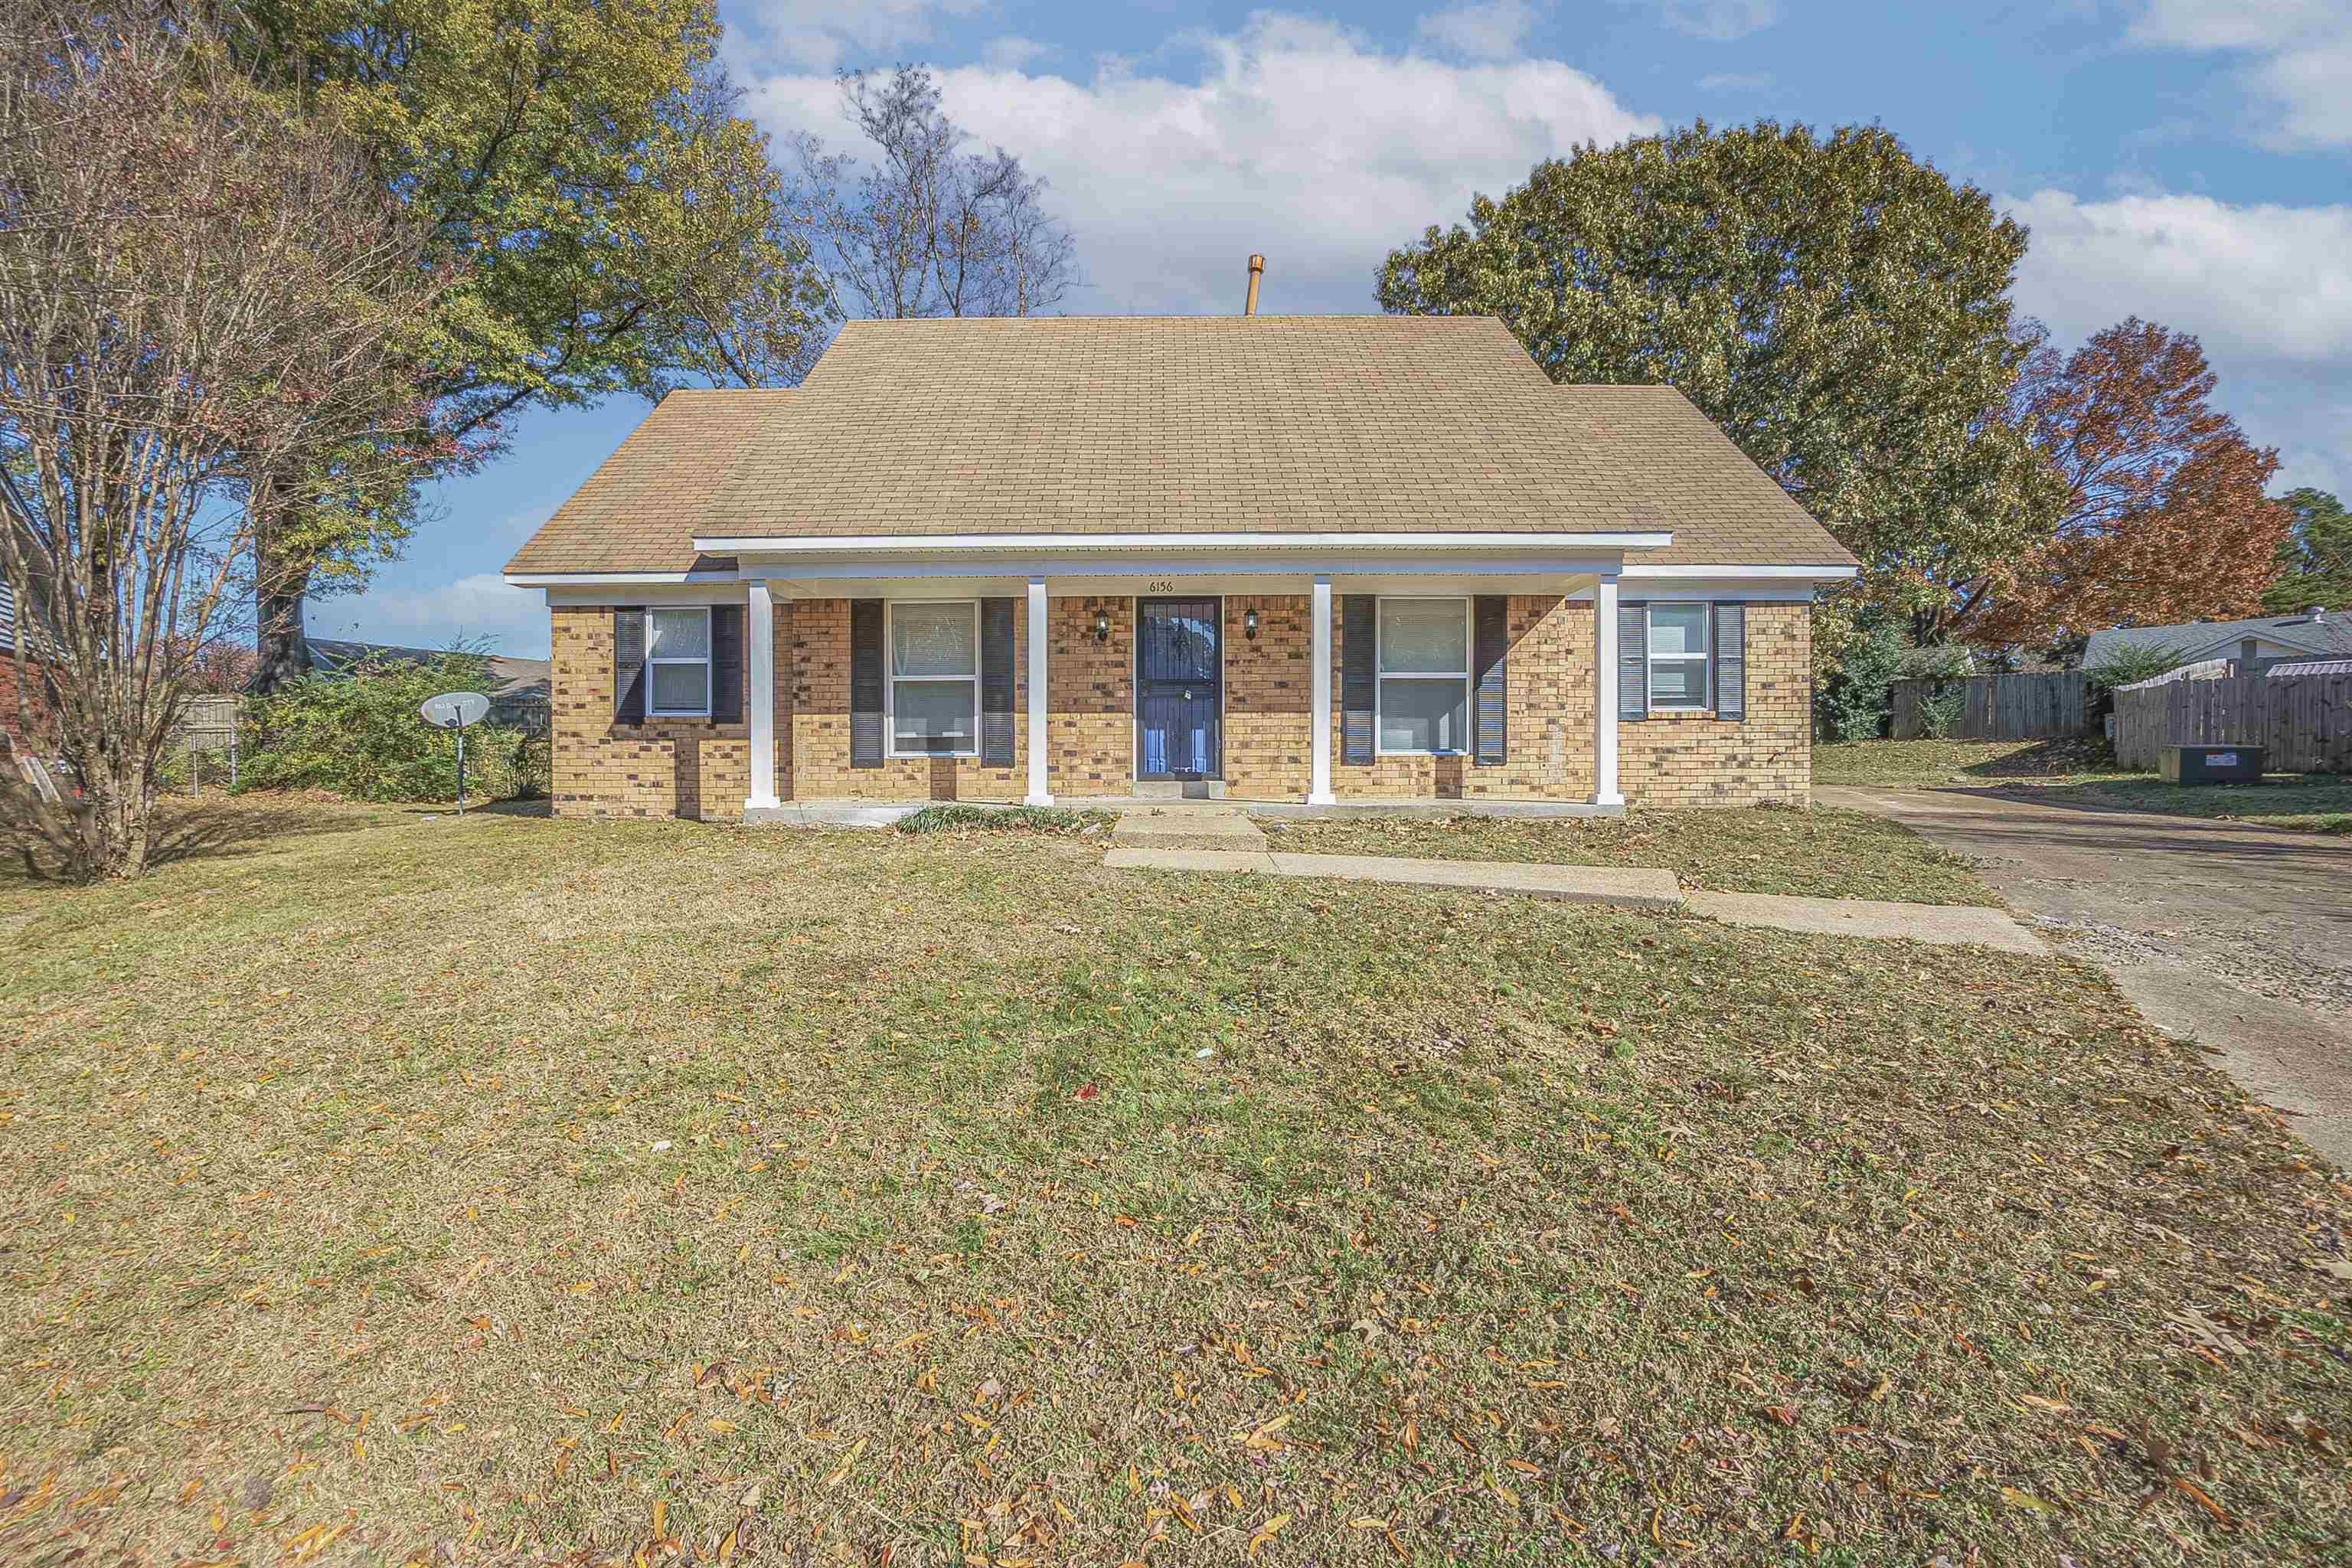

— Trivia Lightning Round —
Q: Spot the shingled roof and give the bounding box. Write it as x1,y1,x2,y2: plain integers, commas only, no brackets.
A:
506,315,1854,575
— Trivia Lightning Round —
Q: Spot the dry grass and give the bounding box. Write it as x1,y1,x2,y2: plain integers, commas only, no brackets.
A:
2,800,2347,1566
1816,740,2351,832
1268,805,1998,905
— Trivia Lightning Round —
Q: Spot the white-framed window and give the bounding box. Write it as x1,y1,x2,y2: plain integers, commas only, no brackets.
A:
647,606,713,717
1646,602,1710,710
887,599,979,757
1376,596,1472,755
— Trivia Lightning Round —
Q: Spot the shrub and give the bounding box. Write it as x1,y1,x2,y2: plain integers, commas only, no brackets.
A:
1915,683,1969,739
1815,621,1905,742
2083,643,2188,693
239,651,536,803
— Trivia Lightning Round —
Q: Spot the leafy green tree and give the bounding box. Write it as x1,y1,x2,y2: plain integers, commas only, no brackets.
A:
228,0,835,688
1378,121,2066,639
2262,488,2352,612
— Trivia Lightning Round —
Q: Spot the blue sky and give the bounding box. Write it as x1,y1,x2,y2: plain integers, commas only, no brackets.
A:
328,0,2352,659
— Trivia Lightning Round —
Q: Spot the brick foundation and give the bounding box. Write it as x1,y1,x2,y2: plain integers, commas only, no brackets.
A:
549,593,1811,818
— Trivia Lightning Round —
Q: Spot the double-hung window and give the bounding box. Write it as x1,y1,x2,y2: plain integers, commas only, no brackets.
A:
647,607,712,717
1377,597,1471,755
889,600,979,756
1645,603,1710,710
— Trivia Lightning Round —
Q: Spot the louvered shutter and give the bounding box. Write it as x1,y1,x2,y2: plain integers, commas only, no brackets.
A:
1341,596,1377,765
849,599,884,768
710,604,745,724
1617,599,1648,723
1713,602,1746,720
979,596,1017,767
1473,596,1508,766
613,608,646,724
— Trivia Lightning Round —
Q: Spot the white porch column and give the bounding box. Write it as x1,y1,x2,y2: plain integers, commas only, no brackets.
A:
1024,576,1053,805
1592,573,1625,807
743,578,780,812
1308,574,1335,805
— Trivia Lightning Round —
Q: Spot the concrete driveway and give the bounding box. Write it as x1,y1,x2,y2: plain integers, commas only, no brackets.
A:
1818,782,2352,1166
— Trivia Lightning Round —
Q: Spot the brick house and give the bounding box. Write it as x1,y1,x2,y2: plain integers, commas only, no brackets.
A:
504,315,1857,820
1,580,57,757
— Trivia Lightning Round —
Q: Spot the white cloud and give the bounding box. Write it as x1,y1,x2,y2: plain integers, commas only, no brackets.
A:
1696,70,1772,90
980,35,1051,71
1416,0,1541,61
2126,0,2352,149
324,573,550,660
1613,0,1780,42
746,12,1659,317
2006,187,2352,495
733,0,986,73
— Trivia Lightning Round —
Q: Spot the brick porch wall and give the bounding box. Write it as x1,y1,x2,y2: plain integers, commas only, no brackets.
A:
547,592,1810,817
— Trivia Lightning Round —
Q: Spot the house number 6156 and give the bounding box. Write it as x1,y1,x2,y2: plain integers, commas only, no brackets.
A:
1146,579,1177,593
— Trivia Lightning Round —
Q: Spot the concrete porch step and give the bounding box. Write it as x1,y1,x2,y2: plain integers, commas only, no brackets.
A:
1100,845,1682,907
1109,806,1269,854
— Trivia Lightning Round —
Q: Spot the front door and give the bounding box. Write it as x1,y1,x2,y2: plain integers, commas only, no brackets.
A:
1136,597,1222,780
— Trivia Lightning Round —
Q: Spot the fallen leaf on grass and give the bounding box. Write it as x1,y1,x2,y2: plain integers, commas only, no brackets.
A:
1247,1514,1291,1557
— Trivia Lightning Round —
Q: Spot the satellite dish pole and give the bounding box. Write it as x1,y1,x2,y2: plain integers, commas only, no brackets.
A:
418,691,492,814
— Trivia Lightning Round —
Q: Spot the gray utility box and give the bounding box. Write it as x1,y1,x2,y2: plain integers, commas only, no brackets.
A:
2160,743,2265,784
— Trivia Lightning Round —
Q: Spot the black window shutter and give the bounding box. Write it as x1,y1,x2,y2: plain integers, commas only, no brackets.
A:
613,607,647,724
1473,595,1508,766
849,599,884,768
1713,602,1746,720
1341,596,1377,765
1616,599,1648,723
710,604,745,724
979,596,1016,767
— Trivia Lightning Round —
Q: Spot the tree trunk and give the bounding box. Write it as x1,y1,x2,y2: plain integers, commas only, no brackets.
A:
250,501,312,695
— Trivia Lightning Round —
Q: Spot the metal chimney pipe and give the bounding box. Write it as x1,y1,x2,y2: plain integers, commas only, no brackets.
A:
1245,254,1264,315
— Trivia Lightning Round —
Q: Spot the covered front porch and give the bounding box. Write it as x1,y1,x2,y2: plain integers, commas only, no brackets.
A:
713,533,1664,815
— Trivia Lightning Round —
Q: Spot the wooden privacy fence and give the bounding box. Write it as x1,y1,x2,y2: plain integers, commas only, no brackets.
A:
1890,672,2089,741
2112,673,2352,773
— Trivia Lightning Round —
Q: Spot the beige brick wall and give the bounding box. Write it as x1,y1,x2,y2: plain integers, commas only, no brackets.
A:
1618,599,1811,807
549,604,766,822
546,590,1811,815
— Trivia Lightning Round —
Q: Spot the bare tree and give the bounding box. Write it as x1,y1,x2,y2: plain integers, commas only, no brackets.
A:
0,0,445,878
792,65,1078,320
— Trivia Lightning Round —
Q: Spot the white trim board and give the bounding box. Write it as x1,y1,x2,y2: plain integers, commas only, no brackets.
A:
699,531,1675,555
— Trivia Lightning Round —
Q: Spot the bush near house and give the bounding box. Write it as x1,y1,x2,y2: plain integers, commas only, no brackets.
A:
238,649,546,803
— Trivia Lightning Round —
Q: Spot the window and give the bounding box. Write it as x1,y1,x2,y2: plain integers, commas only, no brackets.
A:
647,607,711,717
1377,597,1470,754
889,599,978,756
1646,603,1710,710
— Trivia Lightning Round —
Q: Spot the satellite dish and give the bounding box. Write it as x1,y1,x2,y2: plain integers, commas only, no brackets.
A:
420,691,490,730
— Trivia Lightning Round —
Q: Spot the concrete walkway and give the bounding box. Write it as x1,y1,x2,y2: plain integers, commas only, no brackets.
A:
1818,782,2352,1167
1100,846,2051,953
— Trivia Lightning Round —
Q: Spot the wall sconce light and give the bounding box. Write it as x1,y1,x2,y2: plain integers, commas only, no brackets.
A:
1243,607,1259,640
1093,609,1112,644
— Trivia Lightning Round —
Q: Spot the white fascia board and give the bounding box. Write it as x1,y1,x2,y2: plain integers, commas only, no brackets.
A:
1622,564,1857,580
761,554,1628,583
697,531,1674,555
503,570,741,586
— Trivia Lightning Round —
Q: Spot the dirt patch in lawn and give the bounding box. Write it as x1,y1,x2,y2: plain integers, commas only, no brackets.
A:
1269,805,2000,906
1,805,2345,1566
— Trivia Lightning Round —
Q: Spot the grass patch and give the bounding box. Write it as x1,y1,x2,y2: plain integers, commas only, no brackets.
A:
1270,805,1998,904
2,802,2345,1565
894,802,1116,835
1818,741,2351,831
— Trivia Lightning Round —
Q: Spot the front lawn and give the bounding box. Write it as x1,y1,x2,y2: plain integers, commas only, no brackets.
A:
1818,740,2351,831
1270,805,1998,905
3,802,2346,1566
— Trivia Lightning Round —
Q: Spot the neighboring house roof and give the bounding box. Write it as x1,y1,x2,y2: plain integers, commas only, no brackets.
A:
2271,659,2352,677
308,639,549,706
506,315,1855,576
2083,612,2352,668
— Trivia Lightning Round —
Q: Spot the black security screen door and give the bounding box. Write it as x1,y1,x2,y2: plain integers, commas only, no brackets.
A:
1136,597,1222,780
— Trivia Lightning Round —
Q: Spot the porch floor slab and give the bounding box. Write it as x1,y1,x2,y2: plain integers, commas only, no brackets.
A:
1100,846,1684,907
1684,890,2050,956
1108,806,1269,853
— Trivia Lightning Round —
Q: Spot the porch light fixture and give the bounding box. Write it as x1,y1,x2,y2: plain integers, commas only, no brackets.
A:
1093,609,1111,643
1243,607,1259,639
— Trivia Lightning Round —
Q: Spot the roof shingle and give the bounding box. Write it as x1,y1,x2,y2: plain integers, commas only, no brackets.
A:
507,315,1854,573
